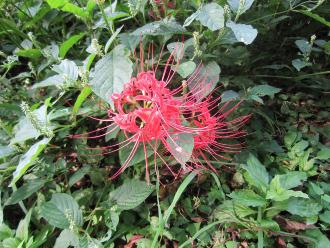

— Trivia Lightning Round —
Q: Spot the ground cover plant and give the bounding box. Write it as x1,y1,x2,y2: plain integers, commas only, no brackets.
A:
0,0,330,247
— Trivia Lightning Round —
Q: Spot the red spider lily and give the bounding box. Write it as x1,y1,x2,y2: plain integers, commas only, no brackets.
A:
72,42,249,183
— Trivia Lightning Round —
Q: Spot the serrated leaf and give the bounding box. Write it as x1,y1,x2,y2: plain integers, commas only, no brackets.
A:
229,190,266,207
286,198,322,217
90,45,133,104
6,179,46,205
166,133,194,167
196,3,224,31
54,229,79,248
11,138,50,186
243,154,269,192
110,179,153,210
40,193,83,229
132,18,185,36
227,21,257,45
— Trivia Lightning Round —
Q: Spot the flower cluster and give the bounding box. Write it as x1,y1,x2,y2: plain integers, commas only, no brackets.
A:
74,43,249,182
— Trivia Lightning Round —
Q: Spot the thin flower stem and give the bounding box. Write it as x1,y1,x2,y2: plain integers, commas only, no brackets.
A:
99,2,113,34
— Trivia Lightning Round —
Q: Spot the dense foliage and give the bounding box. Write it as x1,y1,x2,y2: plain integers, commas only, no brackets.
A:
0,0,330,247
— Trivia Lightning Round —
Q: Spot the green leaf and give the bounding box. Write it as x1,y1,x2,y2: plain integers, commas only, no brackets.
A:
248,85,281,98
166,133,194,167
320,211,330,224
132,18,186,36
110,179,153,210
69,166,90,187
292,140,308,154
221,90,240,103
226,21,258,45
90,45,133,104
60,32,85,58
119,140,155,167
229,190,267,207
2,238,21,248
176,61,196,78
188,61,220,99
6,179,46,205
72,87,92,115
242,154,269,192
286,198,322,217
105,26,123,53
15,209,32,241
304,229,330,248
295,40,311,54
214,200,256,219
0,224,13,241
196,3,225,31
0,146,15,159
40,193,83,229
228,0,254,15
54,229,79,248
11,138,50,186
46,0,67,8
292,58,311,71
278,171,307,189
61,3,88,18
317,146,330,160
16,49,42,59
297,10,330,28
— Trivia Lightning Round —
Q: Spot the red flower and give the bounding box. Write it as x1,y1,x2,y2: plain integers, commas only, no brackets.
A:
73,42,249,182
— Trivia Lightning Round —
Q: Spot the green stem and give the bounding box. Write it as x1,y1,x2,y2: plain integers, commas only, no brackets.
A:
99,3,113,34
257,207,263,248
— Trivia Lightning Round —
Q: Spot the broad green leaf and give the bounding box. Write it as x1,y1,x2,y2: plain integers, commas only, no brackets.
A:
228,0,254,15
292,140,308,154
166,133,194,167
320,211,330,224
221,90,240,103
53,59,79,81
61,3,88,18
286,198,322,217
32,75,64,88
90,45,133,104
214,200,256,219
6,179,46,205
188,61,220,99
292,58,311,71
317,146,330,160
167,42,185,61
295,40,311,54
248,84,281,98
0,146,15,159
304,229,330,248
40,193,83,229
109,179,153,210
11,138,50,185
229,190,267,207
60,32,85,58
2,238,21,248
54,229,79,248
176,61,196,78
227,21,257,45
278,171,307,189
284,130,300,148
132,18,186,36
242,154,269,192
0,224,13,240
119,140,155,167
196,3,224,31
